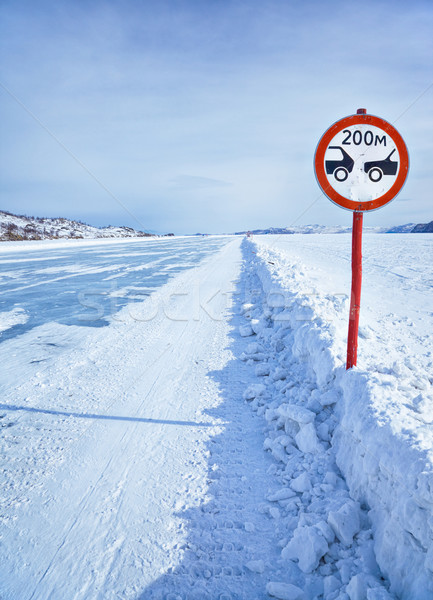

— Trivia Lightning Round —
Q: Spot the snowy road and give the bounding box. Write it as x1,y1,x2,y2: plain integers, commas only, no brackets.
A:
0,238,285,600
1,233,432,599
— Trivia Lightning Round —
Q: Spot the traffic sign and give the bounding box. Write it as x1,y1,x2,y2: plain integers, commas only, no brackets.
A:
314,113,409,211
314,109,410,370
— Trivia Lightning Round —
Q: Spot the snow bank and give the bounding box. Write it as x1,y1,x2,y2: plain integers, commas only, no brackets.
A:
241,237,433,599
335,371,433,599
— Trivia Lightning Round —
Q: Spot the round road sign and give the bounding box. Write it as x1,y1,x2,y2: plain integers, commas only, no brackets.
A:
314,113,409,211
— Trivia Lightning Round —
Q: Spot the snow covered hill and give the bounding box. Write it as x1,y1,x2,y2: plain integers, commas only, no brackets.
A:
412,220,433,233
1,208,429,240
0,210,155,241
385,223,417,233
235,225,384,235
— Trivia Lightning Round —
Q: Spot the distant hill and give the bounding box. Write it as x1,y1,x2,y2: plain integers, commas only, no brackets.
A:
236,222,432,235
2,209,430,241
411,220,433,233
386,223,417,233
235,224,386,235
0,210,155,241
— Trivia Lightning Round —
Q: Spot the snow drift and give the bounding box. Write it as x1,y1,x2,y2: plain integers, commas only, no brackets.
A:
243,235,433,599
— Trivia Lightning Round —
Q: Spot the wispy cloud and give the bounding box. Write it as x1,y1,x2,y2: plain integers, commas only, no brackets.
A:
169,175,232,190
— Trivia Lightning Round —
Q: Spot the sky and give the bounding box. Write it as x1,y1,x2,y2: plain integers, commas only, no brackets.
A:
1,0,432,234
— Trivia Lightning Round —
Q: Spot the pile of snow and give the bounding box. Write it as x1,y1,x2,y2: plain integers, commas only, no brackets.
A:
237,235,433,599
0,210,154,241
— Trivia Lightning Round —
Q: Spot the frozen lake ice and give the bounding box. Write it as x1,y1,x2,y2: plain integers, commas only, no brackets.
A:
0,236,230,342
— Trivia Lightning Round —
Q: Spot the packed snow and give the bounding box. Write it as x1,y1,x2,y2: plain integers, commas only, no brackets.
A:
0,233,431,599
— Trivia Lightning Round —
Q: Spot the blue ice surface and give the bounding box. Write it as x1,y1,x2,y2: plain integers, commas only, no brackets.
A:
0,236,229,343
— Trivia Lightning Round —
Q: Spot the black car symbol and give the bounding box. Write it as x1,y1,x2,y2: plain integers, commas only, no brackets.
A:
325,146,354,182
364,149,398,182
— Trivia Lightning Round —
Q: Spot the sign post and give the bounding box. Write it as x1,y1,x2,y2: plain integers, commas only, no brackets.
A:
347,209,363,369
314,109,409,369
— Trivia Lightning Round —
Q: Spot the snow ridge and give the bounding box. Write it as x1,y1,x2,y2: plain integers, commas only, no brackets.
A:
241,237,433,599
238,240,394,599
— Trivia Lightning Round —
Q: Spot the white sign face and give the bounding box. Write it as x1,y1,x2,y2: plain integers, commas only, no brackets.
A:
323,124,400,203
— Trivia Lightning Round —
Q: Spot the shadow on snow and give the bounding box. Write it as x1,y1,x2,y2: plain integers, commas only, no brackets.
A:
139,243,281,600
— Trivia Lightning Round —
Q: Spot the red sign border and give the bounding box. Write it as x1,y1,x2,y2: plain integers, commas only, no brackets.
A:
314,114,409,212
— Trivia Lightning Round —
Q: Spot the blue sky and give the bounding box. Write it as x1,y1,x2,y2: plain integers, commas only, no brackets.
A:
1,0,432,233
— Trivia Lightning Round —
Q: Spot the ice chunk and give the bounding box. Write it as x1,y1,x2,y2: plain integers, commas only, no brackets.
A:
324,574,341,597
266,582,305,600
324,471,339,487
328,501,361,546
291,472,311,493
316,520,335,543
347,573,367,600
317,422,330,442
282,525,329,573
239,323,254,337
272,367,288,381
267,488,297,502
251,318,265,334
282,404,316,424
240,302,254,315
337,557,353,584
255,363,271,376
245,559,265,573
318,390,339,407
247,342,262,354
295,423,321,453
265,408,278,422
243,383,266,401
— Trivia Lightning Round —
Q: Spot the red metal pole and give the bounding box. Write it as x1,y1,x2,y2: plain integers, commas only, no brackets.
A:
346,107,367,370
346,211,363,369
